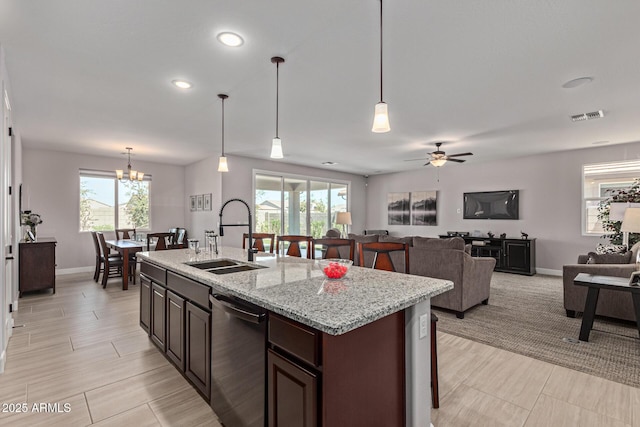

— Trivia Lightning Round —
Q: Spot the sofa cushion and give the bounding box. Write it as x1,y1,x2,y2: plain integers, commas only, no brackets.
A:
586,251,632,264
595,244,628,255
348,233,379,243
379,234,414,246
413,236,465,250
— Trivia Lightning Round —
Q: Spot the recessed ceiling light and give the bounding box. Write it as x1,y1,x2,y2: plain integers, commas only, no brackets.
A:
217,32,244,47
172,80,192,89
562,77,593,89
322,161,338,166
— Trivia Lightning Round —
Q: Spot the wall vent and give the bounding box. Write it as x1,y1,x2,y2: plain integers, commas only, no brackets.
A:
571,110,604,122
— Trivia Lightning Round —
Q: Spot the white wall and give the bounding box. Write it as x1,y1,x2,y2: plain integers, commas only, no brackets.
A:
22,148,185,270
183,154,368,250
366,142,640,273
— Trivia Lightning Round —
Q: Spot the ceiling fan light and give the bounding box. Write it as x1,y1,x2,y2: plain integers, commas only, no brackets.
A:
218,155,229,172
430,158,447,167
270,137,283,159
372,102,390,133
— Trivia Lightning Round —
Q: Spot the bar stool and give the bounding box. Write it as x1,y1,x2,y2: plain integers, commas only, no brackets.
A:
243,233,275,253
312,238,355,261
276,235,313,258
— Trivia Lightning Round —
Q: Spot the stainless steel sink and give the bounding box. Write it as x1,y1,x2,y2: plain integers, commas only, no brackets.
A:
185,259,239,269
185,259,266,275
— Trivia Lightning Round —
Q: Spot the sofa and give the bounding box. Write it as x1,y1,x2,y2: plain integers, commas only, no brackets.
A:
562,244,640,321
348,234,496,318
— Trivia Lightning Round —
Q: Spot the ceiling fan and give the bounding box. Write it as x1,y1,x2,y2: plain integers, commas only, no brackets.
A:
405,142,473,167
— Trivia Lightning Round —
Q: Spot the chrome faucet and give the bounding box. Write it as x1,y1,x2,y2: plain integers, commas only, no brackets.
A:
219,198,257,262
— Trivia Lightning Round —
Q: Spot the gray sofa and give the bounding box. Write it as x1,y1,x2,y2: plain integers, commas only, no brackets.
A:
349,234,496,318
562,250,638,321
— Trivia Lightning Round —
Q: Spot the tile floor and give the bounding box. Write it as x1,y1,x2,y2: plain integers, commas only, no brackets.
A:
1,272,638,426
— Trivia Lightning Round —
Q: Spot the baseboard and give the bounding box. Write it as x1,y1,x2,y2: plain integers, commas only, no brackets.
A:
56,266,93,276
536,268,562,276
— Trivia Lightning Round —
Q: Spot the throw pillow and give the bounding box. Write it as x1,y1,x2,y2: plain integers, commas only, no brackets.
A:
464,244,472,254
586,251,632,264
595,244,627,255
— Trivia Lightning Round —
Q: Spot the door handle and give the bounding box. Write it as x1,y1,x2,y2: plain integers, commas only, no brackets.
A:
209,294,265,324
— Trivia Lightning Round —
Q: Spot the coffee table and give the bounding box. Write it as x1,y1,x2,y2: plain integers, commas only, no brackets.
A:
573,273,640,342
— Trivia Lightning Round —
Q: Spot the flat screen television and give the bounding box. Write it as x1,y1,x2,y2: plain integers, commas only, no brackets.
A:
463,190,519,220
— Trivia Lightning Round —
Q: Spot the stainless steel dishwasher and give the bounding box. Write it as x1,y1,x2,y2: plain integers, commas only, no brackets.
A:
209,293,267,427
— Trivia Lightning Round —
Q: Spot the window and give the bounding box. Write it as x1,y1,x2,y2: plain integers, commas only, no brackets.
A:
254,172,349,239
79,170,151,232
582,161,640,234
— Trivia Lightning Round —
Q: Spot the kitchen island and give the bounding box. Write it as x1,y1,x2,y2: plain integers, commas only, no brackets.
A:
137,247,453,427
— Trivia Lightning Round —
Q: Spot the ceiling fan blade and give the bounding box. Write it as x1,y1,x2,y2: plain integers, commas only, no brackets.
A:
446,152,473,157
423,162,432,166
404,158,428,161
447,158,466,163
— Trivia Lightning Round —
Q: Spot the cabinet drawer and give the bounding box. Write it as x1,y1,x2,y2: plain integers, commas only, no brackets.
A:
167,271,210,309
141,261,166,285
269,314,320,367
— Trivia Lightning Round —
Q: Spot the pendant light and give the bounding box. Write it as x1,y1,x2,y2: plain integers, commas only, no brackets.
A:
217,94,229,172
116,147,144,181
270,56,285,159
372,0,390,133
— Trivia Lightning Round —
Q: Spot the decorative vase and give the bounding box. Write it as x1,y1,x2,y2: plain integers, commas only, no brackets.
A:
29,225,37,241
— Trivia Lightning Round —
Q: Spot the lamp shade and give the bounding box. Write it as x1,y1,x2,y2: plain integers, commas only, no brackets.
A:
336,212,352,225
371,102,390,133
270,137,284,159
620,208,640,233
217,156,228,172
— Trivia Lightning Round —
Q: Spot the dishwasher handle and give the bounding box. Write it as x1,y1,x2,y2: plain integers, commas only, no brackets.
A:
210,294,266,324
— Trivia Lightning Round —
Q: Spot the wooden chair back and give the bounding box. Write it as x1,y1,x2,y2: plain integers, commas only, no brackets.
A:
312,238,355,261
96,232,111,259
116,228,136,240
276,235,313,259
169,228,188,249
243,233,275,253
91,231,101,257
358,241,409,273
146,232,174,251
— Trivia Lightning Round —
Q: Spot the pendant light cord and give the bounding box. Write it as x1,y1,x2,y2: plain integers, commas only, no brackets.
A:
379,0,383,103
221,97,225,156
276,61,280,138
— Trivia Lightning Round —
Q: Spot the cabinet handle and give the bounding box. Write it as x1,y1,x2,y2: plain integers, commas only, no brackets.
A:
154,290,164,298
170,300,181,309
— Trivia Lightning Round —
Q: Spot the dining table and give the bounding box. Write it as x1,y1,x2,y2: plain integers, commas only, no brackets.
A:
105,239,145,290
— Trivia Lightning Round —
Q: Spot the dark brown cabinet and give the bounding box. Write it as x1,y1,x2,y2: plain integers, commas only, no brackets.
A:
166,290,185,371
185,301,211,399
151,283,166,350
267,349,317,427
140,275,151,334
19,238,56,296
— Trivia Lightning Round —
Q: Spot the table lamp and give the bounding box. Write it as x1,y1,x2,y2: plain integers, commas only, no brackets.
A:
620,207,640,267
336,212,352,238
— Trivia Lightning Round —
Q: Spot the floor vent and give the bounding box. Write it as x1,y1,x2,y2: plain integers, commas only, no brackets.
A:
571,110,604,122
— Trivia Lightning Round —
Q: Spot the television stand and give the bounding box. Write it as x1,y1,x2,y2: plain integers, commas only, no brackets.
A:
439,235,536,275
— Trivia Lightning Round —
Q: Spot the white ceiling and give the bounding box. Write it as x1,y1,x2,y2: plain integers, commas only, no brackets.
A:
1,0,640,175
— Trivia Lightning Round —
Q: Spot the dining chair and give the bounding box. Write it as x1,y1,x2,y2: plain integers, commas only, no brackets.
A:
358,240,439,408
146,232,174,251
312,238,355,261
168,227,188,249
243,233,275,253
96,231,130,288
276,235,313,259
115,228,136,240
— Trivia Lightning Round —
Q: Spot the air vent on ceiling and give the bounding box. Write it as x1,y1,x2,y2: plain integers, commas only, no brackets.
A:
571,110,604,122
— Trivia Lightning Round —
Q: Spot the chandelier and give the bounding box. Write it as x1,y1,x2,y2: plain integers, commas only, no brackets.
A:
116,147,144,181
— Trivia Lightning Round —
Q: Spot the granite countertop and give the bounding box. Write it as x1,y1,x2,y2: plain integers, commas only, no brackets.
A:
137,247,453,335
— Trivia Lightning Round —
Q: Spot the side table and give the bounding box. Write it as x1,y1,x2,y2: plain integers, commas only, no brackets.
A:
19,237,57,296
573,273,640,342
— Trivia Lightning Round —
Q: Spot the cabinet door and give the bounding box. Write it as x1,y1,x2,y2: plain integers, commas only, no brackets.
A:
166,290,185,371
185,301,211,399
503,241,530,273
267,349,318,427
151,283,166,350
140,275,152,334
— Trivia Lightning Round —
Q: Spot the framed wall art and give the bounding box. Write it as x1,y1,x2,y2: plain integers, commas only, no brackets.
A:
190,195,197,212
411,191,437,225
203,193,212,211
387,192,410,225
197,195,204,211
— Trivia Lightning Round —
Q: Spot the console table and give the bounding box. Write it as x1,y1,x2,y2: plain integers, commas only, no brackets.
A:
573,273,640,342
439,235,536,275
19,237,57,296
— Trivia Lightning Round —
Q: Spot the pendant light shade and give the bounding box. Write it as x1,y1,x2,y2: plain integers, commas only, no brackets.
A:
217,94,229,172
116,147,144,181
271,56,285,159
372,0,390,133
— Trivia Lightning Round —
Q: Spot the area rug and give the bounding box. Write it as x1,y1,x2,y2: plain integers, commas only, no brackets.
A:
434,272,640,388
